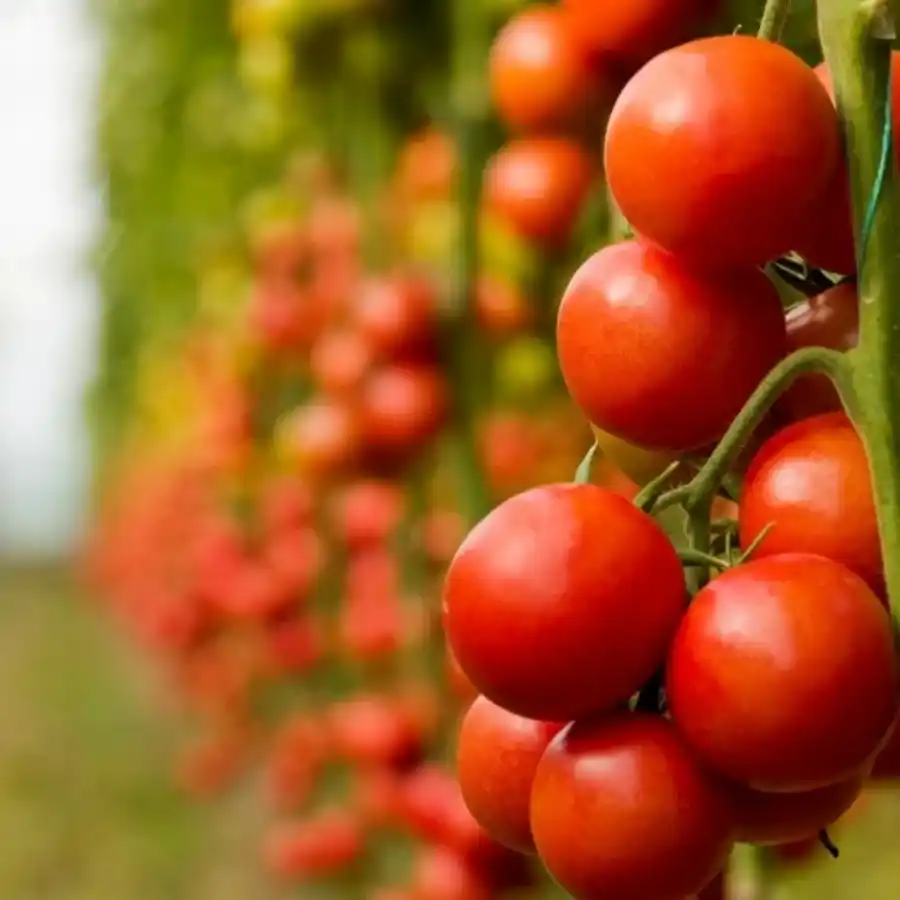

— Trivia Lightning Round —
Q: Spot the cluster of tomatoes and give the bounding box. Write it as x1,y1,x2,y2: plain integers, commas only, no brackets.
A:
445,20,900,900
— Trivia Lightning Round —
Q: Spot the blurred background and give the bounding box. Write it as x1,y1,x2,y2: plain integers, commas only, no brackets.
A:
0,0,897,898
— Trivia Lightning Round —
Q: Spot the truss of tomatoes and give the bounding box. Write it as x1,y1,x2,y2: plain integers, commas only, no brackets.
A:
446,28,900,900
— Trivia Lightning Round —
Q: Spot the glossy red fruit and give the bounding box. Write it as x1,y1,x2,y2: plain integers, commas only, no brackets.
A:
263,810,364,879
309,327,374,396
563,0,716,71
281,399,360,476
352,275,437,361
731,776,863,845
475,275,533,336
328,696,423,770
667,554,898,792
531,714,735,900
444,483,685,721
409,848,491,900
330,480,405,549
739,414,882,592
484,138,594,250
871,719,900,778
605,36,841,268
489,6,595,134
456,696,563,853
359,365,448,457
779,282,859,421
557,240,787,452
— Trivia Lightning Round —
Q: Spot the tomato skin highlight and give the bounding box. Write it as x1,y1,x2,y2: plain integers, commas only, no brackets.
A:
730,775,864,845
779,282,859,422
667,554,899,792
489,5,595,134
605,36,841,268
456,696,563,853
557,240,787,452
444,483,685,722
739,413,882,593
531,713,735,900
484,138,594,250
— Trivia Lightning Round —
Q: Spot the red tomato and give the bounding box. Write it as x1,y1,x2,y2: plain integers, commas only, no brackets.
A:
446,646,479,705
563,0,716,71
280,399,360,476
359,364,448,458
249,278,316,353
263,810,364,879
330,480,405,549
395,130,456,202
260,475,314,534
531,714,735,900
605,36,841,268
352,274,437,362
309,327,374,396
730,776,863,845
871,719,900,778
667,554,898,792
409,848,492,900
328,695,423,770
444,483,685,721
557,240,787,452
489,6,595,134
475,274,533,336
484,138,594,250
739,413,882,592
779,282,859,421
456,696,564,853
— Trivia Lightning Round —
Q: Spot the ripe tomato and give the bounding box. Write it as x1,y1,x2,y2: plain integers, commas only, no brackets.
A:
557,240,787,452
352,275,437,362
456,696,563,853
309,327,374,396
739,413,882,592
329,480,405,549
667,554,898,792
531,714,735,900
475,274,533,336
444,483,685,721
328,695,423,771
778,282,859,421
263,810,364,879
277,399,360,476
259,475,314,534
489,6,595,134
359,364,448,458
409,848,491,900
730,776,863,845
395,130,456,203
484,138,594,250
563,0,716,72
870,719,900,778
605,36,840,268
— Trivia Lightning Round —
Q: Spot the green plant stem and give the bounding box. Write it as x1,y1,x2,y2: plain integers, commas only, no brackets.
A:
757,0,793,41
677,549,730,571
819,0,900,613
654,347,852,516
731,845,774,900
447,0,493,526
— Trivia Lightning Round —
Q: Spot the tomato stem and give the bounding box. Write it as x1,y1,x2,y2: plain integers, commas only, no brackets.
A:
676,549,730,571
757,0,794,42
653,347,851,517
819,0,900,611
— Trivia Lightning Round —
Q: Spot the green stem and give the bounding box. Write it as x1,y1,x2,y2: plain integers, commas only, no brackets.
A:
677,549,730,571
819,0,900,610
757,0,794,41
731,845,774,900
655,347,852,515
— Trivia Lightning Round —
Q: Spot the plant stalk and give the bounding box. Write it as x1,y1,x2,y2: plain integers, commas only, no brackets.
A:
819,0,900,610
757,0,794,41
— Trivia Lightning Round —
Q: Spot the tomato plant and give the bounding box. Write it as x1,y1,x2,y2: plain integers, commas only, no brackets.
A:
605,35,841,268
557,240,787,452
667,554,898,792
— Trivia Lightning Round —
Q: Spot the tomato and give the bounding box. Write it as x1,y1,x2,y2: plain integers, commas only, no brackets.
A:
263,809,364,879
563,0,716,72
352,275,437,361
730,776,863,845
778,282,859,421
484,138,594,250
330,480,405,549
260,475,314,534
446,645,479,704
605,36,841,268
309,327,374,396
531,714,735,900
489,6,595,134
667,554,898,792
264,527,324,598
409,848,492,900
739,413,882,592
395,130,456,203
359,364,448,458
456,696,563,853
475,274,533,336
277,399,360,476
444,483,685,721
328,695,423,770
557,240,787,452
